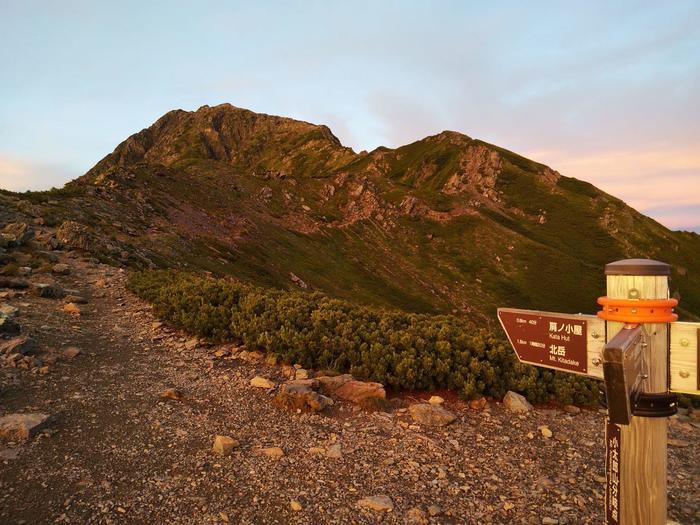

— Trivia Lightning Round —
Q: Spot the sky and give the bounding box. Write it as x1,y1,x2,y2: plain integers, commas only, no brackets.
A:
1,1,698,231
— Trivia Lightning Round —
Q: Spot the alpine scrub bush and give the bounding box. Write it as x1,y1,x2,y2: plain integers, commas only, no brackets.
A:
128,270,599,405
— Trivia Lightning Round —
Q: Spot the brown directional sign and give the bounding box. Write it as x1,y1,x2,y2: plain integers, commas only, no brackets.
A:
603,324,645,425
497,308,605,378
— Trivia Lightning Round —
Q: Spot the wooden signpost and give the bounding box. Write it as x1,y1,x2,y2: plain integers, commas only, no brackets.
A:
498,259,699,525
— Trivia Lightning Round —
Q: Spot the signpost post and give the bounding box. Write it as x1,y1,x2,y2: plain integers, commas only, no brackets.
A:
498,259,699,525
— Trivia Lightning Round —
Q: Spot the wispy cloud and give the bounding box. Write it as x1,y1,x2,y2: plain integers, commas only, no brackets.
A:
0,154,75,192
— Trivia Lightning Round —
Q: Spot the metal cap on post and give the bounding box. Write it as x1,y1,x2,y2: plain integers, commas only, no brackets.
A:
605,259,671,276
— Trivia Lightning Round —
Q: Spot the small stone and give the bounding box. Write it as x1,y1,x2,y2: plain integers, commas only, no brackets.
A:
250,376,275,389
255,447,284,458
408,403,456,427
357,495,393,512
290,500,302,511
295,368,310,380
0,303,18,317
219,512,229,522
428,395,444,405
542,518,559,525
326,443,343,459
538,425,553,438
160,388,183,401
0,336,33,355
52,263,71,275
0,413,50,440
427,505,442,517
212,435,239,455
405,507,428,524
0,314,20,335
503,391,533,413
63,347,81,359
308,446,326,455
116,507,126,514
504,502,514,510
468,397,487,410
31,283,65,299
563,405,581,414
62,303,81,316
668,438,690,447
64,295,88,304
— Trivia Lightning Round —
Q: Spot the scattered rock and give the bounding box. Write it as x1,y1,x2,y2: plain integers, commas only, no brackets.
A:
0,413,50,440
295,368,310,380
64,295,88,304
405,507,428,525
289,272,308,289
668,438,690,448
334,380,386,404
468,397,487,410
427,505,442,517
564,405,581,415
1,223,33,246
250,376,275,389
408,403,456,427
0,314,20,335
290,500,302,512
212,435,239,455
0,303,18,317
160,388,183,401
357,495,393,512
275,382,332,412
63,347,81,359
52,263,71,275
0,277,29,289
542,518,559,525
428,395,444,405
503,391,533,413
538,425,553,438
326,443,343,459
0,337,33,356
31,283,66,299
255,447,284,458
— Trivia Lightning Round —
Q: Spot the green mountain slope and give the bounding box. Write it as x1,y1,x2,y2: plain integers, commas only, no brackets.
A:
6,103,700,323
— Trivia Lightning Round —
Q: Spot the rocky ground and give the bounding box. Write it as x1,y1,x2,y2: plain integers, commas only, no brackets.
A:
0,222,698,524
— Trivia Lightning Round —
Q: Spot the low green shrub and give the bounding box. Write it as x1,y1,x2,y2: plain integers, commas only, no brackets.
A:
128,270,599,405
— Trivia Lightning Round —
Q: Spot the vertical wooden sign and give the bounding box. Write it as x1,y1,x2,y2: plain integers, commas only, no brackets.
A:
604,259,669,525
606,420,622,524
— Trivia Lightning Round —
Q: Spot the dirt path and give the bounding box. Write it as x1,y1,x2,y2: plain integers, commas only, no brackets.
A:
0,254,698,524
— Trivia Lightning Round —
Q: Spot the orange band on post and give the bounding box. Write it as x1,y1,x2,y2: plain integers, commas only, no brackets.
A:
596,296,678,323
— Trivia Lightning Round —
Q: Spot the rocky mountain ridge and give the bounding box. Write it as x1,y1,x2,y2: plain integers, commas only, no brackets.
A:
3,103,699,321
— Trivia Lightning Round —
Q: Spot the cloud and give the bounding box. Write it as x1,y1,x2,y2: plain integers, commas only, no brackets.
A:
0,154,76,192
524,147,700,231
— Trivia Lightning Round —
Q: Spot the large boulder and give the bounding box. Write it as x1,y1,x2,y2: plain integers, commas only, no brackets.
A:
503,391,533,413
408,403,457,427
334,380,386,403
274,382,333,412
0,413,50,440
56,221,94,251
316,374,354,394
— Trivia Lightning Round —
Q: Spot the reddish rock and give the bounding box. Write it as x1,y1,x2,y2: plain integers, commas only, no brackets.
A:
334,380,386,403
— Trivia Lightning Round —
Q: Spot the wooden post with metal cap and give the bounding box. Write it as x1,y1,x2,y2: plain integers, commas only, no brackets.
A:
600,259,676,525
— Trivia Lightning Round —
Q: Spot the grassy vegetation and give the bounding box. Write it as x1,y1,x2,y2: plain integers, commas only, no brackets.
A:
128,270,599,405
